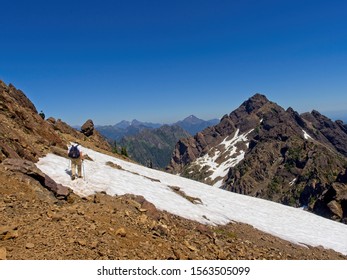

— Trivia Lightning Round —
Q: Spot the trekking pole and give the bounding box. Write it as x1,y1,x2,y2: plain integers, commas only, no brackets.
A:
82,160,86,181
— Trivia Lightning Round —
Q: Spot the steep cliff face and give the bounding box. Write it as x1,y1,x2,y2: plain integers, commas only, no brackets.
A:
167,94,347,223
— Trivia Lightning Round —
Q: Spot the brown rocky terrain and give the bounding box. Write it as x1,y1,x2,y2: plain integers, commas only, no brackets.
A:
1,165,346,260
0,80,111,162
1,81,346,260
167,94,347,223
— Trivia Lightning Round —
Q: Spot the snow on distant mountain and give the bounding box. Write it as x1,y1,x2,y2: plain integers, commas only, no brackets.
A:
36,145,347,256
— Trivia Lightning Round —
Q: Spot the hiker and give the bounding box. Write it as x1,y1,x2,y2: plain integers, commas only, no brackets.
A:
68,143,83,180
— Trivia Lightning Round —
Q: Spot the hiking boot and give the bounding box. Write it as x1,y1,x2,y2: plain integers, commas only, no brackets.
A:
71,175,75,181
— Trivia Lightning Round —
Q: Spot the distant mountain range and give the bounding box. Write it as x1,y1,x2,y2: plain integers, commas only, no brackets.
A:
96,115,219,141
119,125,191,169
95,116,219,169
95,119,161,141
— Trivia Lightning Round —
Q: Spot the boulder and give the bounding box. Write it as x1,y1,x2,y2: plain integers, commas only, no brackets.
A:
25,243,35,249
0,225,19,241
115,227,127,237
81,119,94,137
2,158,46,180
44,175,71,198
332,183,347,200
134,195,161,220
327,200,343,219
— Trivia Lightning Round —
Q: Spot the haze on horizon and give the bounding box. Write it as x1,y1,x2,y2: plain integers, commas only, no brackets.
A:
1,0,346,126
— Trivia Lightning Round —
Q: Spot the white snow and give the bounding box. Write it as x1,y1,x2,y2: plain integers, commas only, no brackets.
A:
36,145,347,256
289,178,297,186
302,129,313,140
191,129,252,187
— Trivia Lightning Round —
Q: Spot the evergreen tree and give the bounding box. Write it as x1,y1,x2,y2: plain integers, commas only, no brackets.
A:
112,140,118,154
121,146,128,157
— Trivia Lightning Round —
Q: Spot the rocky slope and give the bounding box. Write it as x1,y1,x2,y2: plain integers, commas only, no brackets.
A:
167,94,347,223
0,80,111,162
1,81,346,260
1,164,346,260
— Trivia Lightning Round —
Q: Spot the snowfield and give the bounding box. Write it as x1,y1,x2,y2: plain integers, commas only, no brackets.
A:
36,145,347,256
191,128,253,187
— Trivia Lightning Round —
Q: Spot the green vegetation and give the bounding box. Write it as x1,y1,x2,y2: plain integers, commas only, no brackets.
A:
112,140,118,154
120,146,128,157
181,165,211,183
119,125,190,169
213,228,237,239
267,176,281,199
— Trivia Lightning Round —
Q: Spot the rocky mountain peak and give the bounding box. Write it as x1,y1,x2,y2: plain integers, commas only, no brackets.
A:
241,93,270,113
183,115,201,123
131,119,142,126
114,120,131,129
167,93,347,223
227,93,276,129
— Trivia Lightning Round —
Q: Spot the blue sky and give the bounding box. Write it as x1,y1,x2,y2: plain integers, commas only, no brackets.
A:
1,0,346,125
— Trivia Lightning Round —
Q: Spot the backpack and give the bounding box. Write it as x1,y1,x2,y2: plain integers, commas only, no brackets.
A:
68,145,80,158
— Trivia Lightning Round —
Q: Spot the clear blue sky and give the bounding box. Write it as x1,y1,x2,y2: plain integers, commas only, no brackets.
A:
1,0,346,125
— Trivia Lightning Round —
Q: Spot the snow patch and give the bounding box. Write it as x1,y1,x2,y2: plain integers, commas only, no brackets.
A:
36,145,347,255
192,129,253,186
289,178,297,186
302,129,313,140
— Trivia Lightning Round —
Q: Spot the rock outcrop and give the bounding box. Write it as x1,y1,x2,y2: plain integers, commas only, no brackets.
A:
2,158,71,199
81,119,94,137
